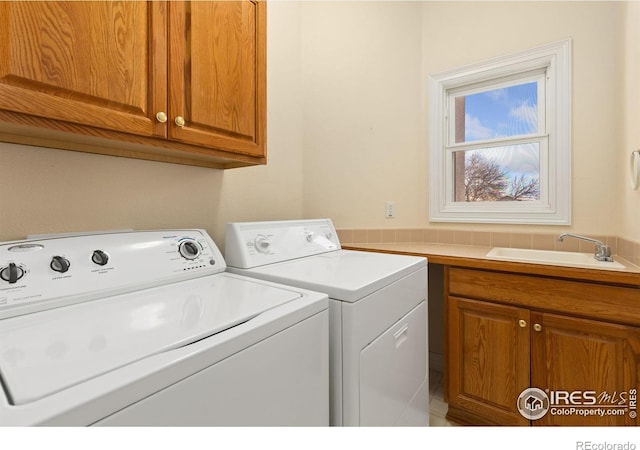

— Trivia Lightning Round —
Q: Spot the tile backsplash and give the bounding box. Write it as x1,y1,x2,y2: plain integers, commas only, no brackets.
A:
336,228,640,267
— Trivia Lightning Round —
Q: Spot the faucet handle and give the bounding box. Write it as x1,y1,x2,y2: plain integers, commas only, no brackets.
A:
595,244,613,261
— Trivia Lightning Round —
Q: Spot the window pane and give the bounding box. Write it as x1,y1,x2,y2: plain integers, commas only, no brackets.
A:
454,81,538,143
453,144,540,202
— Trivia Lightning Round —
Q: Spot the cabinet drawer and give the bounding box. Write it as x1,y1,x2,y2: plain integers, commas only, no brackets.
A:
448,267,640,327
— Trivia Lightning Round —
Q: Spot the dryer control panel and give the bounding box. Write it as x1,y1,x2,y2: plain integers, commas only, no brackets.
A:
225,219,340,268
0,230,224,319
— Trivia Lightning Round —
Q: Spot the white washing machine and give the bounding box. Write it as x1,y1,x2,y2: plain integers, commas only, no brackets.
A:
225,219,428,426
0,229,328,426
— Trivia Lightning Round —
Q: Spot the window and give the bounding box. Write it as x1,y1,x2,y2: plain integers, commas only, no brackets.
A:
429,39,571,224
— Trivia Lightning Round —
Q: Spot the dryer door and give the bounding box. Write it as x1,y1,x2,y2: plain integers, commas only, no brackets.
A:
359,301,428,426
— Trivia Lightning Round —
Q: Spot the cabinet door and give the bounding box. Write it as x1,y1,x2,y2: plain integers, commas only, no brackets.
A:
532,312,640,426
447,296,531,425
168,1,266,157
0,2,167,137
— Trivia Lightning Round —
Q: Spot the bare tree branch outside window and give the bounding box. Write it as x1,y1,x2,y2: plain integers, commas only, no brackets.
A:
507,174,540,201
464,153,507,201
463,153,540,202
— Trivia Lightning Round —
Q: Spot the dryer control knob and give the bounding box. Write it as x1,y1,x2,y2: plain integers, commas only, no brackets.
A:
179,240,201,260
91,250,109,266
50,256,70,273
0,263,24,284
254,235,272,254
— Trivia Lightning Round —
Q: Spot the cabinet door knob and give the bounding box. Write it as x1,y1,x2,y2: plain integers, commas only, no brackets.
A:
175,116,186,127
533,323,542,332
155,111,168,123
518,319,527,328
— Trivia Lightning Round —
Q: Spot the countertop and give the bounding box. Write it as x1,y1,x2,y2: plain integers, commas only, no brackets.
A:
343,242,640,288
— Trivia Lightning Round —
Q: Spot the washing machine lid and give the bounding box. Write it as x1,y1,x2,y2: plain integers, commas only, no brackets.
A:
240,250,426,302
0,274,302,405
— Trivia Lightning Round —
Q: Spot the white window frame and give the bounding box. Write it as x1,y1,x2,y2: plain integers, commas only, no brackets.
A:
429,39,571,225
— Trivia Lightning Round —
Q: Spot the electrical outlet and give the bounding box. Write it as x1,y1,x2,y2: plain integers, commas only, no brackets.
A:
385,201,396,218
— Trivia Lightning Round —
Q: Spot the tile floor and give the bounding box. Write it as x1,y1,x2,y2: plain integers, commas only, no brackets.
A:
429,369,457,426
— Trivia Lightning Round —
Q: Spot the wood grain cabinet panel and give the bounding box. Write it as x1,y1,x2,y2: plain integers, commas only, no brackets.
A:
0,1,166,137
532,312,640,426
447,297,530,426
0,1,266,168
445,266,640,426
169,1,265,156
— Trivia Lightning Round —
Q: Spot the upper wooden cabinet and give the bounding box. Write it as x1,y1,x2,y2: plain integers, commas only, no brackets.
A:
169,1,265,157
0,1,266,169
0,2,167,137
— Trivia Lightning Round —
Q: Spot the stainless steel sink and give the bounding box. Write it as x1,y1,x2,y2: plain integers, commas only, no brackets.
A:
486,247,626,270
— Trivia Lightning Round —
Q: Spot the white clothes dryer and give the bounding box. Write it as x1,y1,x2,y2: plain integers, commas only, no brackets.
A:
225,219,428,426
0,229,328,426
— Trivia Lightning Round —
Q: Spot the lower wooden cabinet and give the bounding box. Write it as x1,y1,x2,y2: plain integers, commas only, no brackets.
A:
447,296,530,425
446,267,640,426
532,312,640,426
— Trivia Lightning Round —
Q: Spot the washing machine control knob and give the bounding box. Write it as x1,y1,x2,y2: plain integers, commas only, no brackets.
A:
50,256,70,273
254,235,272,254
178,240,201,260
305,231,314,243
91,250,109,266
0,263,25,284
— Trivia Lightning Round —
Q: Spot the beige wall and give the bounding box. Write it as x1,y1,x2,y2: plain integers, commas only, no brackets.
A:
423,1,624,235
0,1,635,245
301,1,626,237
622,1,640,242
301,1,426,228
0,2,305,246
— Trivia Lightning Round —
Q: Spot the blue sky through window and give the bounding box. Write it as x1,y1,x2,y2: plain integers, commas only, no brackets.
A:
463,81,538,142
456,81,541,182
